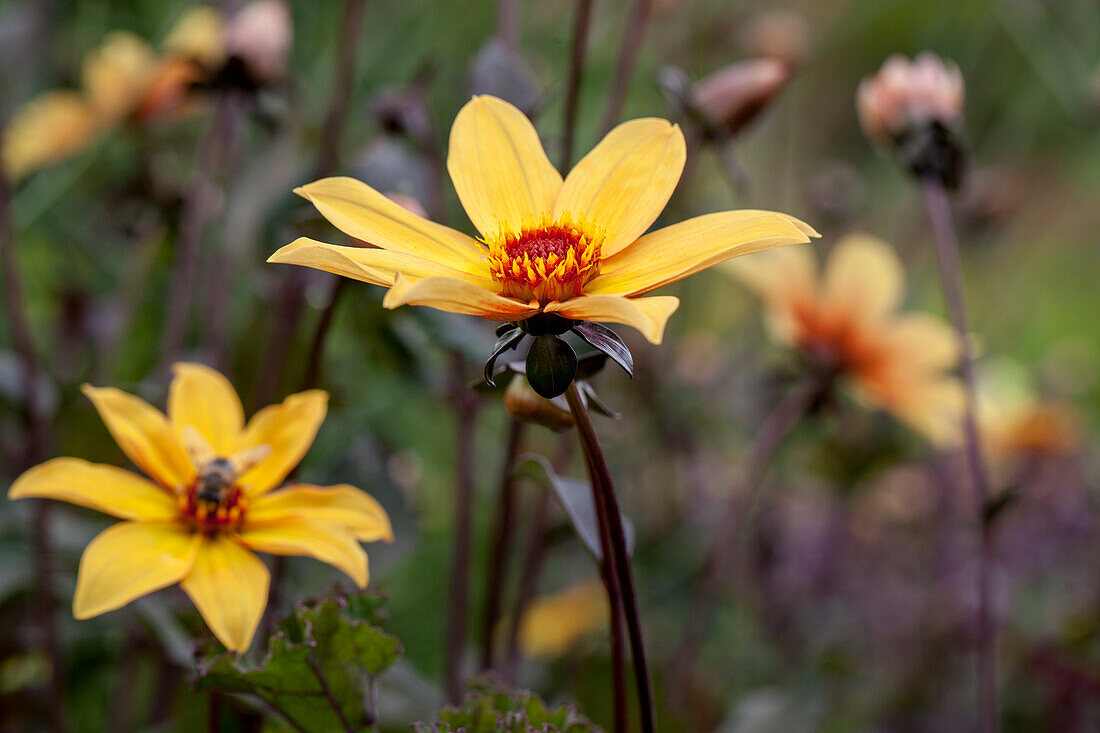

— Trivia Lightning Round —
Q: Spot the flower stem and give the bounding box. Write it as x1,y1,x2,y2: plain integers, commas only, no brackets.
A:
565,382,655,733
446,352,480,702
670,368,833,707
0,143,66,733
559,0,595,171
252,0,366,409
502,434,573,682
158,91,241,373
496,0,520,49
922,176,997,733
599,0,653,135
480,418,526,670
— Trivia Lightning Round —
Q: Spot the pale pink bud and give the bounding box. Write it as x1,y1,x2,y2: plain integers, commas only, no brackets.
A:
226,0,292,85
857,53,964,145
692,58,790,136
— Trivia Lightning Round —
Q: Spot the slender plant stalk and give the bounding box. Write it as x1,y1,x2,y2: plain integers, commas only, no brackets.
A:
922,176,998,733
480,418,526,669
497,0,520,48
670,369,833,705
200,92,247,371
565,382,654,733
599,0,653,134
253,0,366,409
559,0,595,171
0,146,66,733
503,435,574,682
158,91,242,372
502,484,551,682
445,352,479,702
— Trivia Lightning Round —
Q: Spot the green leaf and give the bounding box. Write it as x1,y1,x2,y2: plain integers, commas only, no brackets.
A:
514,454,635,562
197,593,402,732
414,677,600,731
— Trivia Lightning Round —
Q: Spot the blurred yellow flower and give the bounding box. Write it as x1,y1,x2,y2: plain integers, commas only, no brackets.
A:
518,581,607,659
8,363,392,653
726,233,964,444
2,8,226,182
269,95,817,344
1,92,98,181
978,360,1081,461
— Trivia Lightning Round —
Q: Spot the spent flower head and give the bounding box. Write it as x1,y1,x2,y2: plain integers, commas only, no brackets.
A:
726,233,964,444
858,53,966,188
8,363,392,652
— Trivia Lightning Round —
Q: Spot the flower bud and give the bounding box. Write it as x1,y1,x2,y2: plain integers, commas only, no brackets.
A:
691,58,789,137
504,374,575,432
226,0,292,85
858,53,966,188
857,53,964,146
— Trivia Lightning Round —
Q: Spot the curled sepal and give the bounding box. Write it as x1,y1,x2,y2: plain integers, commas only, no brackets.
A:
571,321,634,377
525,334,577,399
483,327,526,387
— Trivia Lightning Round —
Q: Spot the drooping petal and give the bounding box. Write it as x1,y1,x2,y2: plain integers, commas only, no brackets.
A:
168,363,244,456
822,234,904,322
383,273,540,320
554,118,686,257
447,95,563,238
181,536,269,653
237,518,368,588
9,458,177,521
544,294,680,345
268,237,493,287
82,385,195,489
295,177,487,271
248,484,394,542
235,390,328,495
586,210,818,297
73,522,200,619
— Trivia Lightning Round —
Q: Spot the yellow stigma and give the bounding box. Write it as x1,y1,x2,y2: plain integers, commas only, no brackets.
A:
485,213,604,304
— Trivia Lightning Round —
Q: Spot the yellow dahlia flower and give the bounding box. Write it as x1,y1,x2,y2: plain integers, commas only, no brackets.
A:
518,581,607,659
726,233,964,444
269,95,817,345
8,363,392,653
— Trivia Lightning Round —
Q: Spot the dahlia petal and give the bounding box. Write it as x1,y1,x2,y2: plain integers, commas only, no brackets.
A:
248,483,394,542
268,237,493,286
237,517,368,588
235,391,328,495
587,210,817,296
822,234,904,321
9,458,177,521
544,294,680,345
554,118,686,257
82,385,195,489
168,363,245,456
383,273,540,320
73,522,200,619
295,177,486,270
181,536,269,653
447,95,563,238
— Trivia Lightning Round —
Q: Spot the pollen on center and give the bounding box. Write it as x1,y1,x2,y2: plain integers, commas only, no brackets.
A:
486,213,604,304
